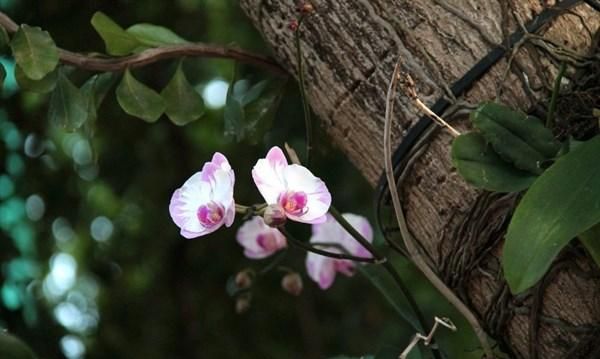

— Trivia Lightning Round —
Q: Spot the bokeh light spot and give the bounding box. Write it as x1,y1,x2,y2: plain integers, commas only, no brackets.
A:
26,194,45,221
90,216,113,242
60,335,85,359
201,79,229,109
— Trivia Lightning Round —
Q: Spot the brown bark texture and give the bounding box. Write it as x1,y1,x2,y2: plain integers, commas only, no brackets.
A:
240,1,600,358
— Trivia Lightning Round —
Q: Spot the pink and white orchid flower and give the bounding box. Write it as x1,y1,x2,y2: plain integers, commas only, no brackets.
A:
169,153,235,239
306,213,373,289
252,146,331,224
236,216,287,259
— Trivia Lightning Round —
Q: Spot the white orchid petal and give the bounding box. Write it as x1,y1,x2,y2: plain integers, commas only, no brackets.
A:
306,252,336,290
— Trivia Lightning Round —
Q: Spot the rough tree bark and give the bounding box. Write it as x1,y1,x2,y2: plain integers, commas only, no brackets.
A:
240,1,600,358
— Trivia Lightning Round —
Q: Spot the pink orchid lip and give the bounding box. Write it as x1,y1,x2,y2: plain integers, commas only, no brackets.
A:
197,201,225,228
278,191,308,216
256,232,280,252
334,260,355,276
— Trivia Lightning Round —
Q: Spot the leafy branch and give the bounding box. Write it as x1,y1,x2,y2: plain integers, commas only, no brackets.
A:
0,11,286,76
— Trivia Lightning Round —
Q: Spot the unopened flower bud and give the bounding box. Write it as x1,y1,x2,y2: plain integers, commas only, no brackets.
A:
300,2,314,14
263,204,287,227
235,295,252,314
289,19,299,32
235,270,253,289
281,273,303,296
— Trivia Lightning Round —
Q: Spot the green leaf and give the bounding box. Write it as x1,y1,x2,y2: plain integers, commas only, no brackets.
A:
358,265,421,331
161,64,204,126
116,69,165,122
126,24,188,47
91,12,141,56
48,72,88,130
451,132,537,192
15,65,57,93
471,102,560,174
81,72,116,111
10,24,59,80
81,72,117,123
230,79,249,100
243,80,285,144
328,356,374,359
0,333,37,359
503,136,600,293
224,89,245,141
578,223,600,268
240,80,268,106
223,79,285,143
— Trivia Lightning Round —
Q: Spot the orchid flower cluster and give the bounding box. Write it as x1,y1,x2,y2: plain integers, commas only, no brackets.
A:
169,146,373,289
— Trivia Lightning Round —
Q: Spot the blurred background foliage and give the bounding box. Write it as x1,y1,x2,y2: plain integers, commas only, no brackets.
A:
0,0,482,358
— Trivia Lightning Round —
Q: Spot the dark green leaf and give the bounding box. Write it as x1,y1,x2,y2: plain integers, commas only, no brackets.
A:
0,333,37,359
10,24,59,80
358,265,421,331
15,65,57,93
48,72,88,130
116,69,165,122
451,132,537,192
126,24,188,47
328,356,374,359
503,136,600,293
161,64,204,126
231,79,249,100
578,224,600,268
81,72,117,123
91,12,141,56
471,102,560,174
81,72,116,111
243,80,285,144
240,80,268,106
224,89,245,141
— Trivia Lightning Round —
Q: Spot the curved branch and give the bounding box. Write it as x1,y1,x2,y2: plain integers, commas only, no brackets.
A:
0,11,287,76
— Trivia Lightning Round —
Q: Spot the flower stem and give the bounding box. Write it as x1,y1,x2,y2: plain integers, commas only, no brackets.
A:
279,227,378,264
294,15,313,166
258,249,288,275
328,206,434,339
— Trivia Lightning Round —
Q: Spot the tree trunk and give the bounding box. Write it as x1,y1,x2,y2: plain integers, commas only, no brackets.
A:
240,1,600,358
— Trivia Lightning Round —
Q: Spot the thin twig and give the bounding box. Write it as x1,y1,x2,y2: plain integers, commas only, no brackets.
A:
383,57,493,358
400,316,457,359
294,15,313,165
0,11,287,76
398,71,461,137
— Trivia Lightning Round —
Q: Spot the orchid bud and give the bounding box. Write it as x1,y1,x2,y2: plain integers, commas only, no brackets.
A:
281,273,303,296
235,270,253,289
300,2,314,14
235,294,251,314
263,204,287,227
289,19,299,32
